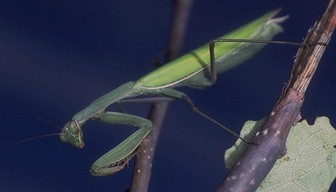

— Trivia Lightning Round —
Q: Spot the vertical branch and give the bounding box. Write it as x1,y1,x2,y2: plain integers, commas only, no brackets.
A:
215,0,336,191
130,1,193,191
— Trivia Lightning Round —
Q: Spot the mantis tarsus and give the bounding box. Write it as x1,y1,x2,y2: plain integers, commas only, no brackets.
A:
60,9,286,176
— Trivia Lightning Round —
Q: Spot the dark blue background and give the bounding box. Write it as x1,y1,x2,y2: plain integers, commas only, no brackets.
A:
1,1,335,191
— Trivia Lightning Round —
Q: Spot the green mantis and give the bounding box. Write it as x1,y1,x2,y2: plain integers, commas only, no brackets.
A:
60,9,286,176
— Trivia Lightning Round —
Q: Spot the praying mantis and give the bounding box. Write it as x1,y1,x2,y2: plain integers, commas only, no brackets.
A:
60,9,286,176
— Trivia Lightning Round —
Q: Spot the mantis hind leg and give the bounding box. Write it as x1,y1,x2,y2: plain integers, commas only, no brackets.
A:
208,39,218,85
184,39,242,89
192,39,234,87
208,38,307,87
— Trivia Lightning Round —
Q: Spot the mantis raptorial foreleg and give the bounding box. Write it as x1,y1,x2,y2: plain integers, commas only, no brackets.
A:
90,112,152,176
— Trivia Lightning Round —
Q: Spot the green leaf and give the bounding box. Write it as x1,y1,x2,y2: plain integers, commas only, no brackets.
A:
225,116,336,191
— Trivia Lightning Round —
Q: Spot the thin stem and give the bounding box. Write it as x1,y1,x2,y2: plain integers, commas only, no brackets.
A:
129,1,193,191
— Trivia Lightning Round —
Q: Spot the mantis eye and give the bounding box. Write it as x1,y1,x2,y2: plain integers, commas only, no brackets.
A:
69,121,80,134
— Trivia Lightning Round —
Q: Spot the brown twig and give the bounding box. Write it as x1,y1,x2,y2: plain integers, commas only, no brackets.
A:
129,1,193,191
216,0,336,191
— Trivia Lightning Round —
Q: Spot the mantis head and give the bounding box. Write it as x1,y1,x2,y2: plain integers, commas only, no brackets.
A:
60,120,84,148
